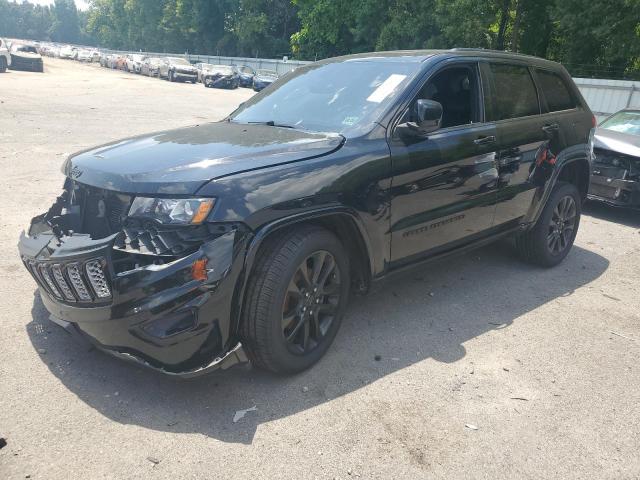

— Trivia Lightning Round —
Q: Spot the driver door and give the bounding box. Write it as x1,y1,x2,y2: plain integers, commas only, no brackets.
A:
388,61,499,264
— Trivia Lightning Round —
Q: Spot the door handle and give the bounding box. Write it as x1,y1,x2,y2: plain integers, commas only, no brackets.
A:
473,135,496,146
542,123,560,134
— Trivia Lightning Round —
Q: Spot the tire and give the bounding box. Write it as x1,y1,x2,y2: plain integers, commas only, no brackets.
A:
515,181,581,267
0,57,6,73
240,226,350,374
168,70,174,82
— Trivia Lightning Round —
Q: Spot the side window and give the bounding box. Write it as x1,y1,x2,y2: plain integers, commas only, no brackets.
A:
535,69,577,112
408,64,480,129
488,63,539,120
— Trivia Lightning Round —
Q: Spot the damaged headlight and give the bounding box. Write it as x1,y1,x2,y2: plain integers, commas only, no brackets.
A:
128,197,215,224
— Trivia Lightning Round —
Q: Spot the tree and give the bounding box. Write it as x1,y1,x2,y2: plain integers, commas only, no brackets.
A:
49,0,80,43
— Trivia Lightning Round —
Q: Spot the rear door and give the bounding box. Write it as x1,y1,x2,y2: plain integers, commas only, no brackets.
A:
484,62,549,227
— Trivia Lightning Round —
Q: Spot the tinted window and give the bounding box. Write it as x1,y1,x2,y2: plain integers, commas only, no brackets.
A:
488,64,539,120
535,69,576,112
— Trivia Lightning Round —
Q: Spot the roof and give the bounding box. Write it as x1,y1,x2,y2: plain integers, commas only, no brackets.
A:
319,48,563,69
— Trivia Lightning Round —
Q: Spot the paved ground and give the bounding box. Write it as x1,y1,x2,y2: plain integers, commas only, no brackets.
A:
1,58,639,480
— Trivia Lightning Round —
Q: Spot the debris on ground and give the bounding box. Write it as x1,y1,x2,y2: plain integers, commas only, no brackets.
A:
611,331,635,341
146,456,161,465
510,397,529,401
0,437,6,449
37,348,46,354
465,423,478,430
503,367,510,372
602,293,621,301
233,405,257,423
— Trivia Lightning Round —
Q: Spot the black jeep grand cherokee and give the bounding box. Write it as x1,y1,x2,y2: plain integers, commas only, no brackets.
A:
19,50,594,376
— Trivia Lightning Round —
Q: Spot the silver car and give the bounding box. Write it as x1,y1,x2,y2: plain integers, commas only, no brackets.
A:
589,109,640,208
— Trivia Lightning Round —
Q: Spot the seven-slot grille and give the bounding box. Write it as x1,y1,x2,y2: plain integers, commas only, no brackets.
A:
23,257,111,303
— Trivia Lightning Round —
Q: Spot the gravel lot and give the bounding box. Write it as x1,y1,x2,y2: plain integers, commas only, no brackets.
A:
1,58,639,480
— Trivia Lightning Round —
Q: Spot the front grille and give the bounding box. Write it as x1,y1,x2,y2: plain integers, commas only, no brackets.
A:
24,256,111,304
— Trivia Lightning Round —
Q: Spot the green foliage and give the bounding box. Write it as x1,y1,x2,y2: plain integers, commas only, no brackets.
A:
0,0,638,79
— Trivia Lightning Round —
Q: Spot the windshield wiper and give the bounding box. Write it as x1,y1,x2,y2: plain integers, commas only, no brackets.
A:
246,120,297,129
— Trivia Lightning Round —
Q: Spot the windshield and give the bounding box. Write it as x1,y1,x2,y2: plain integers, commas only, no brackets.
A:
16,45,37,53
169,58,190,66
230,60,420,134
600,111,640,136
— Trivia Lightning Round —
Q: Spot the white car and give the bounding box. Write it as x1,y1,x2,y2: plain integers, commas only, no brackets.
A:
77,50,93,62
125,54,146,73
0,38,10,73
59,46,77,60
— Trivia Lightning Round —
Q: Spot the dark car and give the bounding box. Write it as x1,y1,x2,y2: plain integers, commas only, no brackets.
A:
588,109,640,208
238,65,256,87
203,65,240,89
9,43,43,72
252,69,278,91
19,50,593,377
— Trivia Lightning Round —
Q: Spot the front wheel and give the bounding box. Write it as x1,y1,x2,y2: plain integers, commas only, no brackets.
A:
515,181,581,267
0,57,6,73
168,70,174,82
240,226,350,374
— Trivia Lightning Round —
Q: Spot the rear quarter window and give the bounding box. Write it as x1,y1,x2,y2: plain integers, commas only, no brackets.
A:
534,69,577,112
488,63,540,121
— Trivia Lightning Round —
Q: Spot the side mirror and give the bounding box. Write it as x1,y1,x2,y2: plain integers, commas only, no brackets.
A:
397,99,443,138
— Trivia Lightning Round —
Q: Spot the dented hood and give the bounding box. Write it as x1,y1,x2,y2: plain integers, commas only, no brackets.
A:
63,122,344,195
594,127,640,158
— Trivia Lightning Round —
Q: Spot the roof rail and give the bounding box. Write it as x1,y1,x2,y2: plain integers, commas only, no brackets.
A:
449,47,539,59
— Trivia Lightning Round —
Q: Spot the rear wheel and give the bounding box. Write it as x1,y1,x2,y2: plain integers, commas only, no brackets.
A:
241,226,350,374
515,181,581,267
168,70,174,82
0,57,6,73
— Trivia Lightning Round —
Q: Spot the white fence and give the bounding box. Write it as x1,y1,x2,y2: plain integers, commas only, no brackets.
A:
573,78,640,122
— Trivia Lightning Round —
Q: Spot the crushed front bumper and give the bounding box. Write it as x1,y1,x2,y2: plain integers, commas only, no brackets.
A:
19,223,251,377
588,175,640,208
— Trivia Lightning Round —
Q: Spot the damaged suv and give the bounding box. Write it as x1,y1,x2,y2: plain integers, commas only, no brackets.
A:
19,50,593,377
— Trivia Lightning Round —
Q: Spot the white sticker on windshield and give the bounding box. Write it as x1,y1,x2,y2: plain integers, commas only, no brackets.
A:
366,74,407,103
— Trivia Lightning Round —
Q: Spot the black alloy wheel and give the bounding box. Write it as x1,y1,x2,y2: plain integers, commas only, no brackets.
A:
241,226,350,373
547,195,577,255
281,250,341,355
515,181,581,267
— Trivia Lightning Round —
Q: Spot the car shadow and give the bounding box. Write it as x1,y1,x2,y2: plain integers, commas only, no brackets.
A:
27,243,608,444
583,200,640,228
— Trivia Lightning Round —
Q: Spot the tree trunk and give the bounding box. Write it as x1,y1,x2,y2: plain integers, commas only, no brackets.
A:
511,0,523,52
496,0,511,50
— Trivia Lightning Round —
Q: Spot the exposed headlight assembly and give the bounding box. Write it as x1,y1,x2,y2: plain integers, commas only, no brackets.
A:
128,197,215,224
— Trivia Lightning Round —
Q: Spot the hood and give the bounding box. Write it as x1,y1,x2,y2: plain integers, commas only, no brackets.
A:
63,122,344,195
594,127,640,158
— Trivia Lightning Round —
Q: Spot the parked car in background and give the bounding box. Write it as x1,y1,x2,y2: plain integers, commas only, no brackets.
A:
203,65,240,89
158,57,197,82
59,46,77,60
9,43,43,72
589,109,640,208
252,69,278,91
238,65,256,87
0,38,10,73
140,57,162,77
18,50,593,377
77,49,93,62
115,55,128,70
195,62,215,83
126,54,146,73
89,50,101,63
